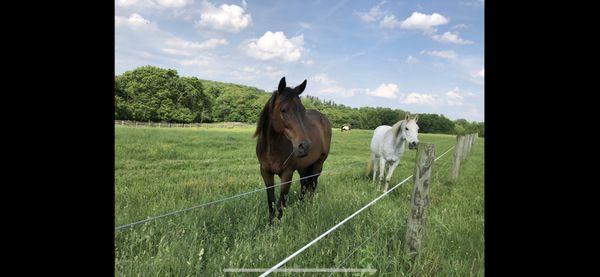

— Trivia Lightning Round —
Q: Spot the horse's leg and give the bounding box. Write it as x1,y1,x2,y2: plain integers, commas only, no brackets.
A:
260,169,276,224
372,155,379,184
383,160,400,192
309,159,325,194
276,169,294,220
378,157,386,190
298,166,313,201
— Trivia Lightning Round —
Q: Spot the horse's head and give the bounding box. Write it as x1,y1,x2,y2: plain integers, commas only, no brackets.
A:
402,113,420,150
270,77,311,157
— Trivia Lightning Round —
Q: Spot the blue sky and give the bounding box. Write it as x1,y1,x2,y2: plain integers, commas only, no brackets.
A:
116,0,484,121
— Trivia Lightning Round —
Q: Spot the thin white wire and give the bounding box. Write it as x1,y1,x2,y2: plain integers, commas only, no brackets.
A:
259,145,455,277
327,217,396,277
115,172,322,231
115,161,365,231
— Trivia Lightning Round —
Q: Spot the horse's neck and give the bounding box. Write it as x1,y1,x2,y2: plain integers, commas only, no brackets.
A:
390,128,406,150
266,126,290,155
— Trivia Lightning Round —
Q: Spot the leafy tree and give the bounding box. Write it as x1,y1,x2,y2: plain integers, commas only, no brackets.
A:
115,66,484,133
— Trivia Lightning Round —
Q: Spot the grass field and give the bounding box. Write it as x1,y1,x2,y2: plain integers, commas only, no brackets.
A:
115,125,484,276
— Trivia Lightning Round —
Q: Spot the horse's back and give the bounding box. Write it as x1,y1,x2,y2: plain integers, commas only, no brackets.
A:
370,125,392,155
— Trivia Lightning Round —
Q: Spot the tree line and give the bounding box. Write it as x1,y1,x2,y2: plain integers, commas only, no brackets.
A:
115,66,484,136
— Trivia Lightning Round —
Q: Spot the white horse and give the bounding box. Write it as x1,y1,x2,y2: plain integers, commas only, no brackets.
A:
367,114,420,192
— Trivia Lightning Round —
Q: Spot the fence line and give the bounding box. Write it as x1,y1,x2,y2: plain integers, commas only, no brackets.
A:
258,146,455,277
115,161,366,231
450,133,478,181
327,216,396,277
115,120,250,129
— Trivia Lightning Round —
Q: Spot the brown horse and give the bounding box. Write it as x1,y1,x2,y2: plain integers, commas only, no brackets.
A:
254,77,332,223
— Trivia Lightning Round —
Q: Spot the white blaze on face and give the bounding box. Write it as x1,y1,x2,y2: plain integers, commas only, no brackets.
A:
403,120,420,144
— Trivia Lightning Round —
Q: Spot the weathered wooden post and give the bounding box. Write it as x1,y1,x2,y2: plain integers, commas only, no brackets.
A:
450,135,463,181
459,135,466,162
404,142,435,261
465,134,471,157
135,121,138,127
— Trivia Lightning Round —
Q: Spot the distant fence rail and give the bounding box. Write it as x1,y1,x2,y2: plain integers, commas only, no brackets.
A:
114,120,250,129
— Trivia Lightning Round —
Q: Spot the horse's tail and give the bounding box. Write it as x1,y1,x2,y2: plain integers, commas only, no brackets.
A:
366,153,374,174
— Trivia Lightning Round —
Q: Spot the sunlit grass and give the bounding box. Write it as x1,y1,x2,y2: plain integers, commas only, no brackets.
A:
115,125,484,276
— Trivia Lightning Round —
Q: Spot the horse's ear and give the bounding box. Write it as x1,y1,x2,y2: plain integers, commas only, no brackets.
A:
278,77,286,93
405,113,410,120
295,79,307,95
414,115,419,122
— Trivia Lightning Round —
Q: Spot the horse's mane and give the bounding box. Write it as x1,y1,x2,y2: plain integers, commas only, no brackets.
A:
253,92,276,139
391,120,406,139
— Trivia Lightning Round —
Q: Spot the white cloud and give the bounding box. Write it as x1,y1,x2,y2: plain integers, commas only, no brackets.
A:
195,1,252,33
298,22,312,29
155,0,190,8
366,83,399,99
302,59,314,65
116,13,226,66
246,31,306,62
198,38,229,49
396,12,449,34
230,65,284,81
379,15,401,28
115,13,152,27
354,1,386,22
468,68,485,83
425,50,458,60
464,106,482,119
406,55,419,64
310,74,359,98
116,0,191,9
116,0,139,7
179,56,213,67
160,38,228,56
446,87,464,106
401,92,436,104
431,31,473,44
452,23,467,29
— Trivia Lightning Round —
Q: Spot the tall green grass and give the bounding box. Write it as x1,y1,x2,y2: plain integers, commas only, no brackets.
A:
115,126,484,276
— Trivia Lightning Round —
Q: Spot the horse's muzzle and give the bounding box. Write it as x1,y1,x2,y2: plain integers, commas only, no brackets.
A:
295,139,311,157
408,141,419,150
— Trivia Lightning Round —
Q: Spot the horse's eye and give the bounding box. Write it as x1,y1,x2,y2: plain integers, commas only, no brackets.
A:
405,127,409,131
281,108,287,113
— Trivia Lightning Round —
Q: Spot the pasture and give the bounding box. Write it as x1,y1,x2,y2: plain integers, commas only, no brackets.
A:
115,125,484,276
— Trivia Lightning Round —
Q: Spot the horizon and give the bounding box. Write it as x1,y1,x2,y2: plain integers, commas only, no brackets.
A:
117,64,483,123
116,0,484,122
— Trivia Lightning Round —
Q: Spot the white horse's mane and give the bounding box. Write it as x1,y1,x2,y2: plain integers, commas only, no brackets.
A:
390,120,406,139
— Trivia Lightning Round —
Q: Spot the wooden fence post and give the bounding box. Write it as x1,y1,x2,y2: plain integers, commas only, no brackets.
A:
460,135,467,162
465,134,471,157
450,135,463,181
404,142,435,261
135,121,138,127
